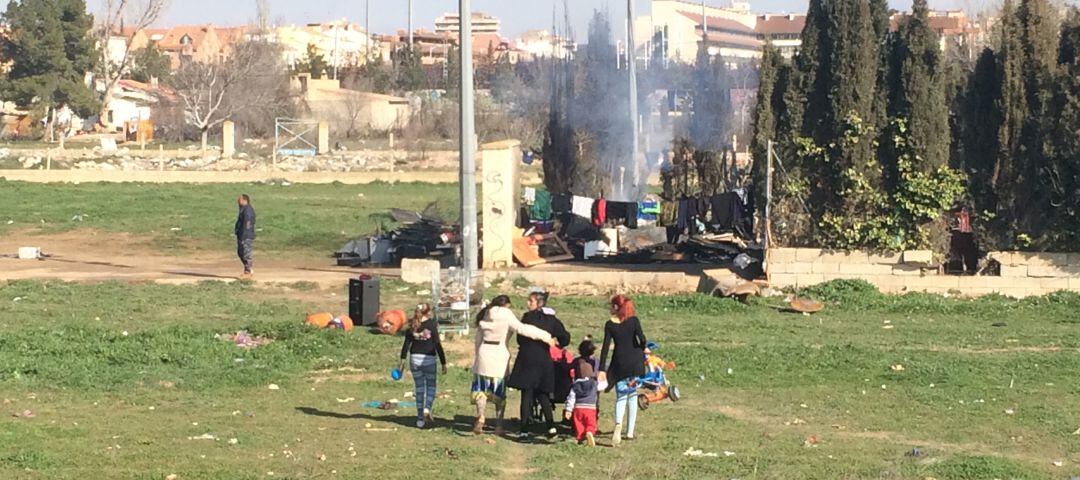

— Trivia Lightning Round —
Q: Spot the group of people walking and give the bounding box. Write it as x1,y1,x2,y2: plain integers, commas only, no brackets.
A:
395,292,651,446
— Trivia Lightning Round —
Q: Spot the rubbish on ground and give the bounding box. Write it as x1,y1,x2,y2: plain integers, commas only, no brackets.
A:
444,448,459,460
787,418,806,425
1051,460,1063,467
391,368,402,381
1004,409,1015,415
907,448,923,457
188,433,217,441
305,312,354,332
992,322,1007,327
362,400,416,409
513,234,573,267
376,310,406,335
890,364,905,372
403,392,414,398
723,451,735,457
166,475,178,480
883,324,895,330
268,384,280,390
789,298,824,314
12,410,34,418
804,435,819,447
484,438,496,445
1072,427,1080,435
17,247,41,260
228,438,238,445
318,454,326,461
170,227,181,231
336,397,355,403
217,330,273,349
683,447,720,458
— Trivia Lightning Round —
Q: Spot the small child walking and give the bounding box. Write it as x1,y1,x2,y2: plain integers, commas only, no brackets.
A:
398,304,447,429
564,361,604,446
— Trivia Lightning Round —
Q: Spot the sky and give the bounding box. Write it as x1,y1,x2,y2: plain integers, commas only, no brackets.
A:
8,0,977,38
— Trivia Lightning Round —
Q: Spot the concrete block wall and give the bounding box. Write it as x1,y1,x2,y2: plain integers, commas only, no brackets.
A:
768,248,1080,298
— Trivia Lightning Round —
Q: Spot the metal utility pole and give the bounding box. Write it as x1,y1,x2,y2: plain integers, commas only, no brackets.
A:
408,0,414,46
460,0,479,275
627,0,640,193
702,0,708,39
365,0,371,60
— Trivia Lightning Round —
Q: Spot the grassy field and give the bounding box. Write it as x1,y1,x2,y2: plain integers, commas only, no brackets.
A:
0,279,1077,479
0,180,460,258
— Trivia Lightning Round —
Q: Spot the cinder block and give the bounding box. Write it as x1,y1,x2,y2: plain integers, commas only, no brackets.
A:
812,262,840,274
1026,266,1079,278
1069,277,1080,291
769,273,799,286
838,263,893,276
1068,253,1080,267
868,252,903,264
891,265,925,276
1014,252,1069,267
904,275,960,290
793,274,827,286
901,250,933,264
769,248,799,263
1000,265,1029,277
819,250,870,264
987,251,1015,266
795,248,824,261
775,262,813,274
1038,278,1071,291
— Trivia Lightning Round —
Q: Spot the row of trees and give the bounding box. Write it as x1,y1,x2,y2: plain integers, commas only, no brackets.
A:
750,0,1080,251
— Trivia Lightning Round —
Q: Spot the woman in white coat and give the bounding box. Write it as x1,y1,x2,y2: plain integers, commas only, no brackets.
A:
471,295,556,435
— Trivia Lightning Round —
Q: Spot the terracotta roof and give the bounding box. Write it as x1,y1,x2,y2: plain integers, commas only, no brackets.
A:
755,14,806,36
117,79,178,101
216,26,248,50
677,11,756,34
156,25,213,51
702,31,763,50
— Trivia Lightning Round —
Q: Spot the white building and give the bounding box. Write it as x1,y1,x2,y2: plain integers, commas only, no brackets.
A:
435,12,501,35
513,30,575,60
274,20,375,70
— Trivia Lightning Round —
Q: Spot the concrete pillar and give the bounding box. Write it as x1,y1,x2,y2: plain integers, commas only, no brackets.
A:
480,139,521,269
318,121,330,155
222,121,235,158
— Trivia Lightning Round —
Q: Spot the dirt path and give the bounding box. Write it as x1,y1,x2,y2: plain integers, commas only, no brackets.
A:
1,230,387,287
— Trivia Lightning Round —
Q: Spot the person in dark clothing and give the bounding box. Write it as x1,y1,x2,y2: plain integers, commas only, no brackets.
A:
507,291,570,439
234,194,256,277
397,303,447,429
599,295,648,446
949,207,979,275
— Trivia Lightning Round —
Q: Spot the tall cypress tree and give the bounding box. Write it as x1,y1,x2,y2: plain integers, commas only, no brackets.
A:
690,45,732,151
1015,0,1060,237
784,0,826,143
994,0,1030,244
887,0,949,172
751,42,783,206
1045,8,1080,246
960,48,1003,216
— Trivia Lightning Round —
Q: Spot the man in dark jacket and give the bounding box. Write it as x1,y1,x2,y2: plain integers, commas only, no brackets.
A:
235,194,256,277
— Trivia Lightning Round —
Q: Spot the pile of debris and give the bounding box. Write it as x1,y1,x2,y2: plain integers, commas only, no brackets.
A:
335,205,460,268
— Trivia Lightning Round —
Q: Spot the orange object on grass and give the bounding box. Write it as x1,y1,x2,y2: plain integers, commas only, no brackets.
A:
376,310,407,335
305,312,355,331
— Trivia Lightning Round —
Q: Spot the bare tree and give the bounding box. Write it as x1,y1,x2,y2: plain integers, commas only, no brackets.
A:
96,0,169,131
255,0,271,34
170,40,294,154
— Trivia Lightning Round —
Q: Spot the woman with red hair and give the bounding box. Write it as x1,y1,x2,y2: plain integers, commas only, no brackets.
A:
598,295,648,446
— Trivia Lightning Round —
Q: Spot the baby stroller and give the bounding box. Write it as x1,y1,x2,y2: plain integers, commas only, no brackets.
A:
633,342,681,410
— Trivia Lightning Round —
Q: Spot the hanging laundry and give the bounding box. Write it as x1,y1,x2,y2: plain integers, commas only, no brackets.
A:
530,190,552,221
660,200,677,227
592,199,607,227
606,201,639,229
518,205,532,229
638,201,661,222
676,198,690,231
551,193,572,214
571,195,595,219
710,192,739,232
561,214,601,241
523,187,537,204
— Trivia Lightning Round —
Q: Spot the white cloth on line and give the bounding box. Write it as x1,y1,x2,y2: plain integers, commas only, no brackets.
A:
571,195,594,218
523,187,536,203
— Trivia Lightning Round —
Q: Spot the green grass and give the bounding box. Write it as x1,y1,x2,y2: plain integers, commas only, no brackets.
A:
0,280,1077,479
0,179,459,257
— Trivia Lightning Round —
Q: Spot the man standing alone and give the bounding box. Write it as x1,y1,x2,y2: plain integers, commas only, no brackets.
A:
235,194,256,278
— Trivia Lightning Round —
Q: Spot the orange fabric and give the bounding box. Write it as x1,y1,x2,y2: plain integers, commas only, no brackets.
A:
376,310,407,335
306,312,334,329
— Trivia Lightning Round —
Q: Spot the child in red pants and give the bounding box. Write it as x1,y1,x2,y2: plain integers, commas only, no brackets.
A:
564,362,604,446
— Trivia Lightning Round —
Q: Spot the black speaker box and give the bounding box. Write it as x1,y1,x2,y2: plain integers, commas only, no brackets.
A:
349,277,380,326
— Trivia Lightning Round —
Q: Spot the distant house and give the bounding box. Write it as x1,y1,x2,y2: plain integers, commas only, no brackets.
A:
755,14,806,58
274,20,375,70
97,79,177,133
293,73,411,134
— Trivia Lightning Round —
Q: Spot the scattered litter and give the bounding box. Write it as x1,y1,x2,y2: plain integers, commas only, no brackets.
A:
5,220,12,225
166,475,178,480
228,438,238,445
786,418,806,426
881,384,888,390
683,447,720,458
268,384,280,390
11,410,34,418
800,403,808,408
362,400,416,410
698,374,706,381
991,322,1007,327
1004,409,1015,415
121,331,129,337
803,435,819,447
831,424,847,430
148,406,155,411
12,297,22,302
1072,427,1080,435
403,392,414,398
336,397,355,403
882,325,895,330
318,454,326,461
364,423,372,428
907,448,923,457
890,364,905,372
1051,460,1063,467
723,451,736,457
217,330,272,349
484,438,496,445
170,227,182,231
727,368,733,375
444,448,458,460
71,214,85,222
158,380,175,389
188,433,217,441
